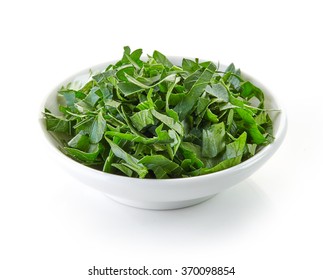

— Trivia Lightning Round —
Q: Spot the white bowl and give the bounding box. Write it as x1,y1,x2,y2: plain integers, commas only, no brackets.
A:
40,57,287,210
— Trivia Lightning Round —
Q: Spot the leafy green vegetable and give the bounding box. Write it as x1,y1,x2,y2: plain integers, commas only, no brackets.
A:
105,138,148,178
130,109,154,131
174,62,216,120
44,109,70,133
44,47,276,179
89,111,106,144
205,83,229,102
139,155,182,179
64,143,102,164
202,122,226,158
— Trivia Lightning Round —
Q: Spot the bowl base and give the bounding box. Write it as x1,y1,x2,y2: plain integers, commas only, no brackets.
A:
105,194,215,210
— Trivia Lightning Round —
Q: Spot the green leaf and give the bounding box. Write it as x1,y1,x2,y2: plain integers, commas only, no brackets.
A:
106,138,148,178
83,86,101,107
196,97,210,115
168,129,181,157
118,82,144,96
174,62,216,120
89,111,106,144
224,131,247,159
92,69,116,83
155,124,174,143
197,157,242,175
105,129,173,145
182,58,200,73
68,131,90,151
179,142,204,169
105,99,121,109
205,108,219,123
205,83,229,102
103,136,120,173
225,63,235,73
44,110,70,133
46,118,70,133
195,132,247,175
130,109,155,131
64,143,102,163
235,108,266,144
112,163,133,177
153,50,173,68
240,81,264,107
151,109,183,136
254,111,268,125
202,122,226,158
138,155,182,179
116,65,135,81
247,143,257,156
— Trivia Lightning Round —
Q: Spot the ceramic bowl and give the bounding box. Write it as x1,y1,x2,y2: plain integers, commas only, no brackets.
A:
40,57,287,210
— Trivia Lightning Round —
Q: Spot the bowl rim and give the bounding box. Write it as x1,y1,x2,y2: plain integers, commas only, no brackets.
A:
40,56,287,183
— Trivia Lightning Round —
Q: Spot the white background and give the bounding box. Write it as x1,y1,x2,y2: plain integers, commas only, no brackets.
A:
1,0,322,279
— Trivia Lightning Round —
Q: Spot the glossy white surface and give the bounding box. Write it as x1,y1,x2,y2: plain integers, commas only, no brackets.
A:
40,59,287,210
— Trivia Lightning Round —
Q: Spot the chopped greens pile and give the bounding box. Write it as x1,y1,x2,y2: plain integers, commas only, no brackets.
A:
44,47,274,179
